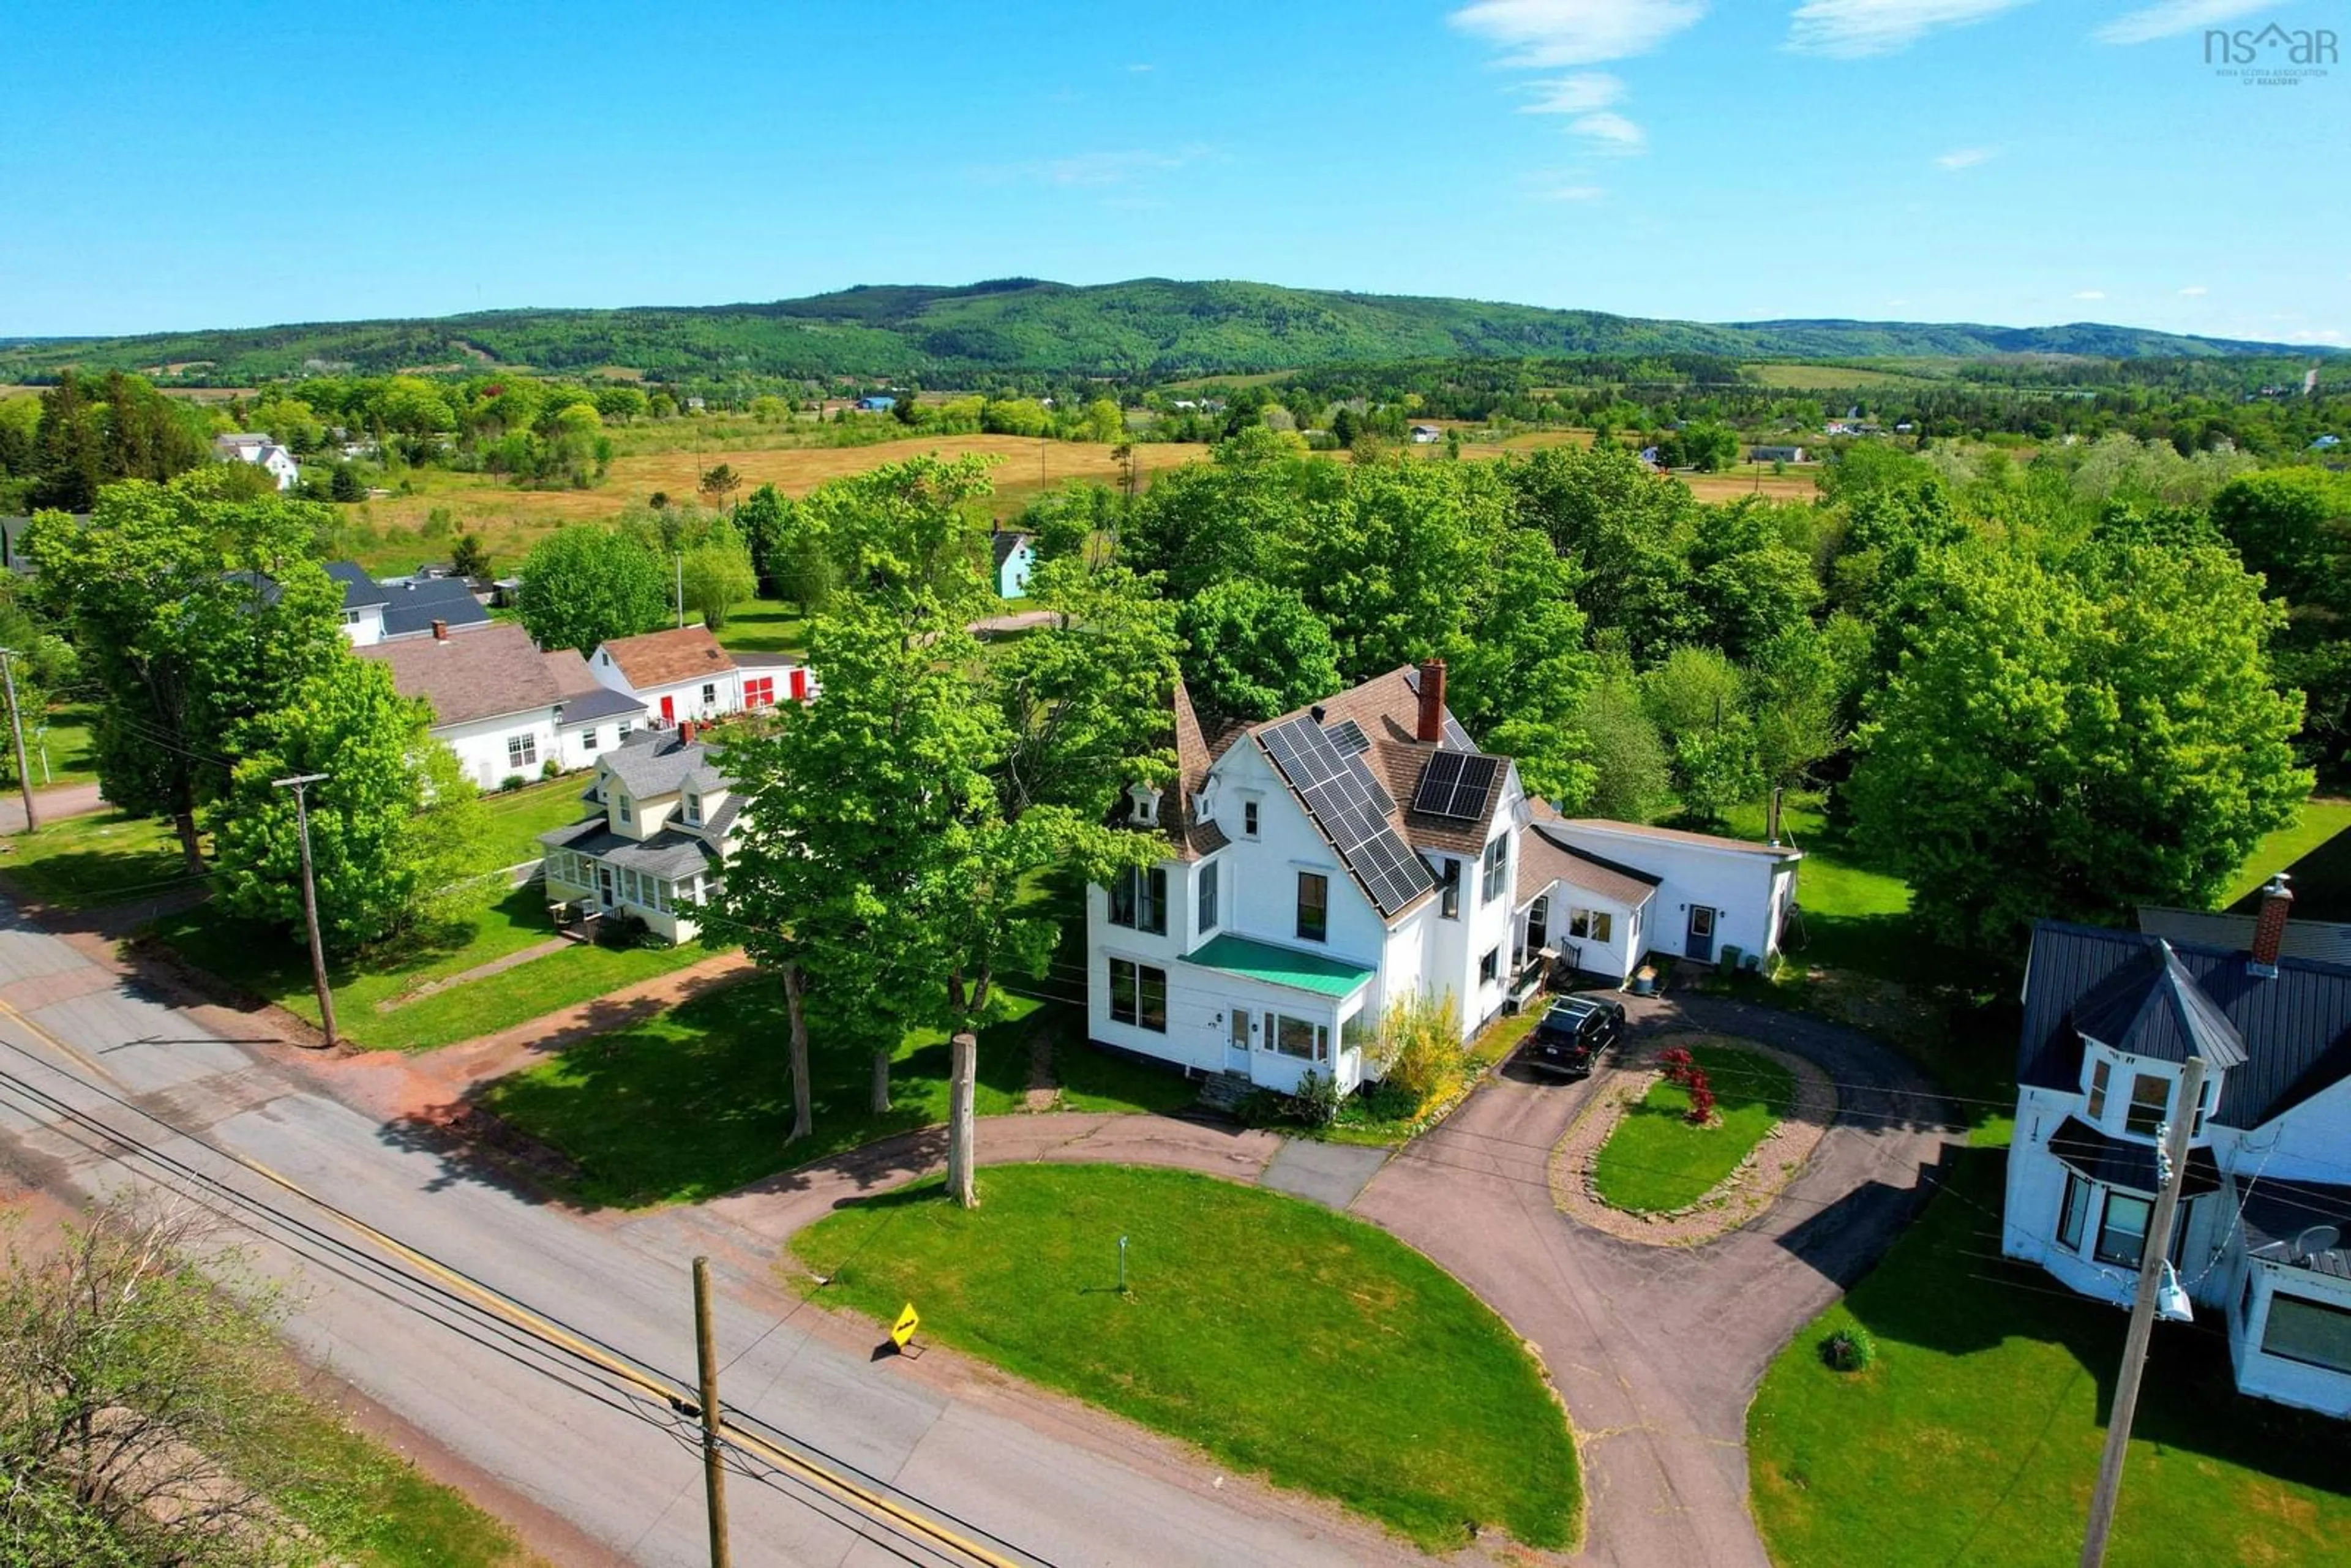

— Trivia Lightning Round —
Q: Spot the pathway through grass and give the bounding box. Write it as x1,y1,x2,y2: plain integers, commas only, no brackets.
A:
793,1165,1580,1552
1590,1043,1796,1213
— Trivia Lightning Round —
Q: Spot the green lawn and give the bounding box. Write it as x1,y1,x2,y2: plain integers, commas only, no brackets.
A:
146,887,716,1054
792,1166,1580,1552
0,810,201,909
481,988,1194,1208
1590,1043,1796,1213
1750,1146,2351,1567
710,599,808,658
29,702,100,790
2227,796,2351,918
1719,793,1917,981
478,776,598,868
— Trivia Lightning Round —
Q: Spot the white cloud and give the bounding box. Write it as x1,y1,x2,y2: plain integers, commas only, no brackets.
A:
2073,290,2107,300
2180,284,2210,296
1573,110,1648,148
1520,72,1626,113
1788,0,2034,58
1935,146,1996,169
2095,0,2279,45
1450,0,1707,66
1127,62,1154,72
979,147,1204,189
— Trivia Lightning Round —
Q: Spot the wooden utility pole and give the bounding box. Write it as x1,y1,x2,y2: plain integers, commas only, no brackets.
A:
2079,1053,2207,1567
946,1031,978,1209
0,648,36,835
692,1256,732,1568
272,773,337,1048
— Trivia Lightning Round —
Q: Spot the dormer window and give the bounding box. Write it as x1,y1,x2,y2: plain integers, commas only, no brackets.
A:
684,791,703,826
2124,1072,2170,1138
1128,782,1162,828
2086,1057,2110,1119
617,794,633,825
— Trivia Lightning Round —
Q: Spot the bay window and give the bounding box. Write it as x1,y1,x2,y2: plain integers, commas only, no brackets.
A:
2260,1292,2351,1375
2124,1073,2170,1138
2094,1192,2153,1268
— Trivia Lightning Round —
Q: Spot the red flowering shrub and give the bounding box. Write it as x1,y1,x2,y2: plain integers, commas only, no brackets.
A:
1685,1068,1717,1125
1659,1047,1695,1086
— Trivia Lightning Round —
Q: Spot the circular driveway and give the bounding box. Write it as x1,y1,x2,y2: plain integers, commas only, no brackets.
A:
1350,992,1960,1567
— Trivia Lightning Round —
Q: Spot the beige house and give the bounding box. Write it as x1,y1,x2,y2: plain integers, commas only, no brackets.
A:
538,727,740,943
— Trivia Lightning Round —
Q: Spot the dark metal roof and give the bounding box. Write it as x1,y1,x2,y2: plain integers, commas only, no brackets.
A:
991,530,1032,575
380,576,490,639
2047,1115,2222,1198
2019,921,2351,1130
2241,1179,2351,1280
326,560,391,609
2071,943,2248,1070
556,686,645,725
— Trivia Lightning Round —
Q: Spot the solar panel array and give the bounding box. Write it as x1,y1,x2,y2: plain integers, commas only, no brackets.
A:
1442,715,1476,752
1411,751,1502,821
1325,718,1371,757
1258,715,1434,917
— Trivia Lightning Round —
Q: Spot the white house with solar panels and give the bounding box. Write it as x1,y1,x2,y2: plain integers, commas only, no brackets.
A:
1085,660,1806,1098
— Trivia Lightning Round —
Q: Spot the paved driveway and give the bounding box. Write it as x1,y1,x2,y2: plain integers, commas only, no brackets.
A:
1352,992,1960,1566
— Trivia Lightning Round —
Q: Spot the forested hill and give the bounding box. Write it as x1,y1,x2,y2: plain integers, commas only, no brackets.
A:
1,277,2323,385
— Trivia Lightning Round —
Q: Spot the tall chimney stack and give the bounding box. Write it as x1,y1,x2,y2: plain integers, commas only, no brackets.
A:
679,719,698,747
2250,872,2293,975
1415,659,1447,744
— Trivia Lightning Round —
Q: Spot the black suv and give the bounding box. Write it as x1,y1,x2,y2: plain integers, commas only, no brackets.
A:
1523,996,1626,1079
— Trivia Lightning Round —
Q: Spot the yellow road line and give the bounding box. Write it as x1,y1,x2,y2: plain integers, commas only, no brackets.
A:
0,996,1022,1568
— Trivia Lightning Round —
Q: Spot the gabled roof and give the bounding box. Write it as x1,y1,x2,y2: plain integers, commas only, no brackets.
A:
599,626,737,689
1517,823,1661,909
380,575,490,639
556,685,645,725
325,560,390,610
992,530,1033,574
2019,921,2351,1130
599,731,732,800
356,620,568,727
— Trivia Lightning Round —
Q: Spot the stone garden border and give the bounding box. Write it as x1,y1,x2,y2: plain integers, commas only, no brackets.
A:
1548,1031,1838,1247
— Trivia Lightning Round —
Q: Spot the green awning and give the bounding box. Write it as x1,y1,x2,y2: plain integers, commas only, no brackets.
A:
1184,934,1374,999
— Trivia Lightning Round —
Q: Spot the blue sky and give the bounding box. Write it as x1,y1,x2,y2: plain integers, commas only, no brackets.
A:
2,0,2343,343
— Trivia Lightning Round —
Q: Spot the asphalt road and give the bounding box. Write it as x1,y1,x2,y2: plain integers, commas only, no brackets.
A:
0,901,1412,1568
0,779,105,836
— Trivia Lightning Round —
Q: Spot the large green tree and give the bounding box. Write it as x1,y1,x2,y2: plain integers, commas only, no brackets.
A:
1176,578,1341,726
793,453,997,604
514,526,671,653
209,655,484,953
680,529,757,631
1502,441,1698,659
27,482,343,869
2211,468,2351,781
1849,541,2310,955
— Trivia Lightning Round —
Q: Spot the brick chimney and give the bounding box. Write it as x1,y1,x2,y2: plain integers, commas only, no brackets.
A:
430,618,448,641
1415,659,1447,744
2250,872,2293,974
679,719,699,746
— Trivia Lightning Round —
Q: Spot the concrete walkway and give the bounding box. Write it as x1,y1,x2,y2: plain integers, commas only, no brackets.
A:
638,992,1958,1566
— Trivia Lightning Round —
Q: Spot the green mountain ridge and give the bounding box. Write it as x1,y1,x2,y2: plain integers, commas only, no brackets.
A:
1,277,2328,386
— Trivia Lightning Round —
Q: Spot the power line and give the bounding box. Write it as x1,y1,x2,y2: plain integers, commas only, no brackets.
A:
0,1037,1049,1568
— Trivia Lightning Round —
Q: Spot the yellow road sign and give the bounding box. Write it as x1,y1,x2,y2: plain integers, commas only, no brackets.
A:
891,1302,920,1349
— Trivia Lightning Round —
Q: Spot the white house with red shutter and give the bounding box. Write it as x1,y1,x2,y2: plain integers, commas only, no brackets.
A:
585,625,808,728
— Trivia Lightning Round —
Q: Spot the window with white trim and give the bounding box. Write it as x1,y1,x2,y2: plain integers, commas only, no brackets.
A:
2057,1171,2091,1252
507,733,538,768
617,794,633,825
744,675,775,708
579,727,599,752
1197,860,1219,935
1109,866,1167,935
1242,798,1260,839
1481,835,1509,903
701,682,717,707
2094,1191,2153,1268
1569,907,1613,943
2261,1292,2351,1375
1107,958,1167,1033
2124,1073,2170,1138
1297,872,1329,943
2087,1056,2110,1119
1263,1011,1327,1061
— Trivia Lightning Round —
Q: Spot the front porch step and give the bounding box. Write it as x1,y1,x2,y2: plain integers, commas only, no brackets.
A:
1196,1070,1256,1112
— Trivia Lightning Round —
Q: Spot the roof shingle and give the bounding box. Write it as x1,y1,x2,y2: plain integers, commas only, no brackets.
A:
356,621,568,728
599,626,737,689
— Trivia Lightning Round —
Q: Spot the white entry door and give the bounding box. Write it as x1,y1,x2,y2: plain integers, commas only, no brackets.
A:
1226,1010,1251,1072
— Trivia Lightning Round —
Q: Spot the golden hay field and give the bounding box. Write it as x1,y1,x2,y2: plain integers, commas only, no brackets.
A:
333,426,1815,571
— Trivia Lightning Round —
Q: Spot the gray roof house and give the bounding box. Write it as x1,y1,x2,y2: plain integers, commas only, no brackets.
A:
2001,879,2351,1418
538,727,740,944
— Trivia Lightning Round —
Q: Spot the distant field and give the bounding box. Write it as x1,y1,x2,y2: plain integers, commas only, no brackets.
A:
338,434,1201,574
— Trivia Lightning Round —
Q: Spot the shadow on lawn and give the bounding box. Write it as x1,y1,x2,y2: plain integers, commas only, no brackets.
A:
1847,1144,2351,1498
2231,812,2351,923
